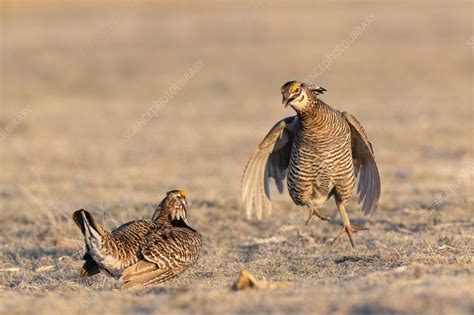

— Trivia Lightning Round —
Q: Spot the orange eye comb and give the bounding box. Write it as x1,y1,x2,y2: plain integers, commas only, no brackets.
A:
180,190,187,199
290,82,301,93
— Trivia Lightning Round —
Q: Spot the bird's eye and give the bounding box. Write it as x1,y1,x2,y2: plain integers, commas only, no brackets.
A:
294,87,301,94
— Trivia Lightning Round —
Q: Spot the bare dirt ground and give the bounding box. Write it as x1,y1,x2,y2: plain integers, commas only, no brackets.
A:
0,1,472,314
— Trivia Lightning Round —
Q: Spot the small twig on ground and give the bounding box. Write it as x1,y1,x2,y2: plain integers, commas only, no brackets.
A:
247,236,287,245
36,265,56,273
438,244,456,250
425,240,434,254
0,267,21,272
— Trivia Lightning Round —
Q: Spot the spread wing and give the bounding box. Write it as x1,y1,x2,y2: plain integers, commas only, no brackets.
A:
341,111,381,217
241,116,298,220
119,227,202,290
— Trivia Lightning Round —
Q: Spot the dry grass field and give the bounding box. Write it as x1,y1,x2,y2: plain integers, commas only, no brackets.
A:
0,1,472,314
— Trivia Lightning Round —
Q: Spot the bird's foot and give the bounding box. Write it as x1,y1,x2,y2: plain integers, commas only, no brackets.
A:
305,208,332,225
331,224,369,248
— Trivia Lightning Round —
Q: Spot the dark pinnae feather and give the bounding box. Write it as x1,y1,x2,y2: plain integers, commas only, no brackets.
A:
80,253,101,278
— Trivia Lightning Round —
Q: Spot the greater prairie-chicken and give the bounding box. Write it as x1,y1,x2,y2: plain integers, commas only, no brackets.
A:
241,81,381,247
73,190,201,288
119,222,202,290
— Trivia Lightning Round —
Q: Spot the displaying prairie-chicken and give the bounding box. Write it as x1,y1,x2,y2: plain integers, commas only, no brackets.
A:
241,81,381,247
73,190,202,289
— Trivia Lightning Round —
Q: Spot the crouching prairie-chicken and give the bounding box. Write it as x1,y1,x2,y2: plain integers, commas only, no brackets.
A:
73,190,202,289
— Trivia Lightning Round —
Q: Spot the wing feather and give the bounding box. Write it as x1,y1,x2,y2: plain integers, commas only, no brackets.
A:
119,227,201,290
341,111,381,217
241,116,297,220
120,261,178,290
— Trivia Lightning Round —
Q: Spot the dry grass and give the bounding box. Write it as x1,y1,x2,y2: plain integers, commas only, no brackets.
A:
0,1,473,314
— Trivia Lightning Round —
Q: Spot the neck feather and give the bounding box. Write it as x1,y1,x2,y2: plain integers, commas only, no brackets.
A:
297,98,330,128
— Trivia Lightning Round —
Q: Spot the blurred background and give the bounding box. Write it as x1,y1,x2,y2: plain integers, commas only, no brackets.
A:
0,1,472,314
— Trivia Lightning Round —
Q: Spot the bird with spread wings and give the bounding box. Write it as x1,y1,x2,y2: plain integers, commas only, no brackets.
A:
242,81,381,247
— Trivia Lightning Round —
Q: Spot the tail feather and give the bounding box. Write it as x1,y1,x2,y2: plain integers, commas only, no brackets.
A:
72,209,109,279
72,209,106,237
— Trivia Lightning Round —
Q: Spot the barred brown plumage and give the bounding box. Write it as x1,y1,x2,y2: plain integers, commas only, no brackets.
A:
72,190,202,288
241,81,381,247
119,224,202,290
72,210,158,278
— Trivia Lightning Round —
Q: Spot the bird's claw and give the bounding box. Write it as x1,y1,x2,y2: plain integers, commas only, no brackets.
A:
331,224,369,248
305,209,332,225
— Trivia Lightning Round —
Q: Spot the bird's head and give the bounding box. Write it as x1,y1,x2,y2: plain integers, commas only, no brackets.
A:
151,190,189,226
281,81,326,112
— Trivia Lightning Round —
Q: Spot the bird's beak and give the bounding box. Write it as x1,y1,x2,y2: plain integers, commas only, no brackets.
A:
282,93,294,108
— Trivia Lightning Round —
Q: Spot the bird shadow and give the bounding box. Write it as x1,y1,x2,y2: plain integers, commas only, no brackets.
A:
334,254,380,265
348,304,404,315
238,244,261,264
128,286,181,296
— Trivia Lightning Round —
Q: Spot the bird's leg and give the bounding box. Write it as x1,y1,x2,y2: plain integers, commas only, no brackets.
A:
331,202,368,248
305,206,332,225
